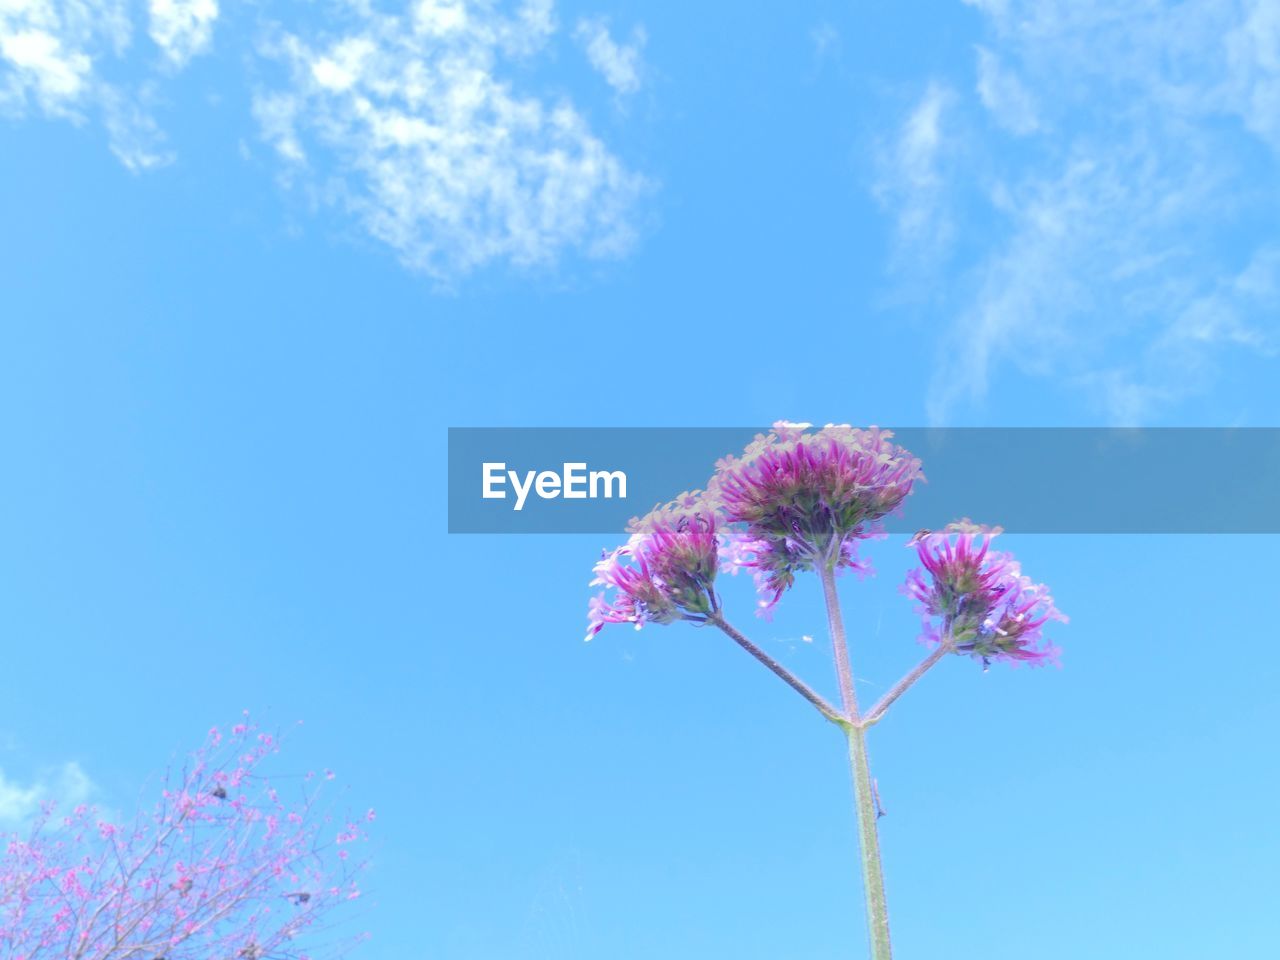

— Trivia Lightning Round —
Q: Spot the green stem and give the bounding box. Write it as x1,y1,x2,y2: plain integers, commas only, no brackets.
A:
862,641,951,727
709,614,845,725
819,561,892,960
845,724,892,960
818,560,859,720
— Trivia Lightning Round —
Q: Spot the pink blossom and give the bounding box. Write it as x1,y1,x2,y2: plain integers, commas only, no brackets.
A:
708,422,922,607
903,521,1067,668
0,717,371,960
586,501,722,641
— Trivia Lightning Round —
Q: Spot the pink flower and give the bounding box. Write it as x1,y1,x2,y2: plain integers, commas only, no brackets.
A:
903,520,1067,668
586,501,722,641
709,422,921,607
0,717,371,960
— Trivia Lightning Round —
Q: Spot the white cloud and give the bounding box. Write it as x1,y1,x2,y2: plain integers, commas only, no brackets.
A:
148,0,218,67
974,46,1037,134
1081,248,1280,423
926,146,1231,421
0,0,217,168
1,27,90,100
255,0,649,281
811,22,840,66
102,82,173,168
0,0,130,116
874,82,955,261
877,0,1280,422
1,0,653,277
574,15,645,96
1168,250,1278,351
0,761,96,826
899,84,949,191
1225,1,1280,150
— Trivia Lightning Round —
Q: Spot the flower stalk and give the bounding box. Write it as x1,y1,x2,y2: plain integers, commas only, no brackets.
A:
820,560,893,960
845,723,892,960
862,638,952,727
709,613,844,725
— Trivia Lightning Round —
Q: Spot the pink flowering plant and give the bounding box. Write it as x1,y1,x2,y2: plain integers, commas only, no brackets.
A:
585,422,1067,960
0,716,372,960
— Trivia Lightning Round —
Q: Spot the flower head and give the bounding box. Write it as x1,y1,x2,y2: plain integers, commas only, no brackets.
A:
709,422,921,610
585,497,721,641
903,520,1067,668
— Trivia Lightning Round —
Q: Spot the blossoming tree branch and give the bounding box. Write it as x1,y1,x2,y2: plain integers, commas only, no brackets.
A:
584,422,1067,960
0,717,373,960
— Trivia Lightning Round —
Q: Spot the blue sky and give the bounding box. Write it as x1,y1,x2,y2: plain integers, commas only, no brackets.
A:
2,1,1279,958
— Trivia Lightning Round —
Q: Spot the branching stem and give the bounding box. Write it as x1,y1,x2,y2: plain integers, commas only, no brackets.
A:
862,640,952,728
709,614,844,725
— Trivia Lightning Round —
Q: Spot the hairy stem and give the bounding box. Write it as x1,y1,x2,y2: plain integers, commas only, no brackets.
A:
862,641,951,727
709,614,844,725
845,724,892,960
819,560,892,960
818,561,860,720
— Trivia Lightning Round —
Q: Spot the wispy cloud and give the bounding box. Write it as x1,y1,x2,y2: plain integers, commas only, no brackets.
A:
1089,245,1280,422
574,15,645,96
878,0,1280,423
0,0,130,116
0,761,96,826
255,0,649,281
2,0,652,281
0,0,216,168
810,22,841,67
974,46,1037,134
874,82,955,265
101,82,173,169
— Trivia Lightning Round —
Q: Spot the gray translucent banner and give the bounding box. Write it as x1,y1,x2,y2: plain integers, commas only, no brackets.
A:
447,428,1280,533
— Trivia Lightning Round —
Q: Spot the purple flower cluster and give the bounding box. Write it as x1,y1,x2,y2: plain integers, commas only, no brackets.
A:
584,424,1065,671
902,521,1067,668
710,422,922,613
585,502,721,641
586,423,925,636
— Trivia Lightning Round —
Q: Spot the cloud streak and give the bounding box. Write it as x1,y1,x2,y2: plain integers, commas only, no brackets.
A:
874,82,955,266
0,0,219,168
975,46,1037,135
878,0,1280,423
574,16,645,96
